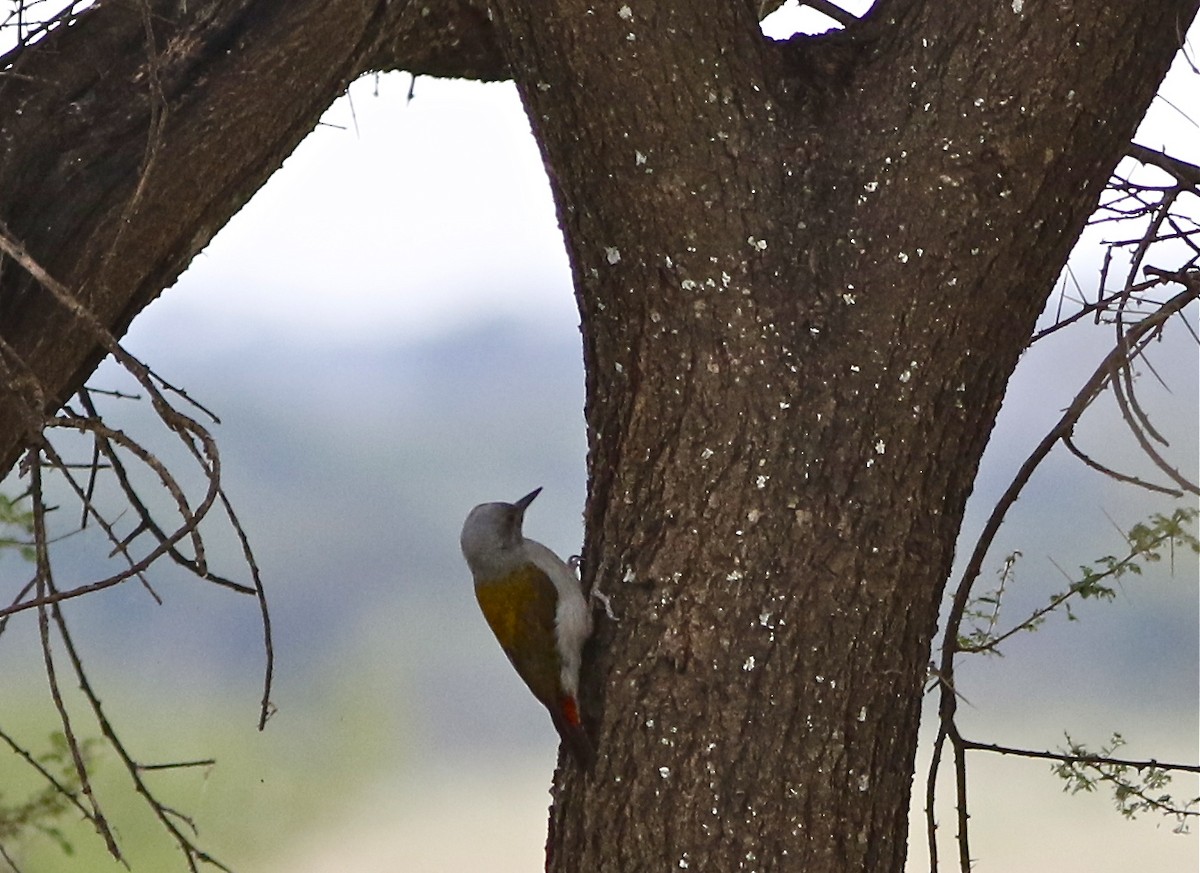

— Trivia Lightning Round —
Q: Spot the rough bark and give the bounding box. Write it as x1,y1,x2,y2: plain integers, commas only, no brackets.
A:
484,1,1196,870
0,0,1195,871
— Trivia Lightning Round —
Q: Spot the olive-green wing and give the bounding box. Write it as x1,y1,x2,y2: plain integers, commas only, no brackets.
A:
474,563,563,711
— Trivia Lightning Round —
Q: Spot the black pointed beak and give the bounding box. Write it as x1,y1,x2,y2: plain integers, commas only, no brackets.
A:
515,487,542,513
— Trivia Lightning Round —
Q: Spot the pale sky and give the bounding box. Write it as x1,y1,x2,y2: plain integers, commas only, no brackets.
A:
140,2,1199,351
137,3,881,346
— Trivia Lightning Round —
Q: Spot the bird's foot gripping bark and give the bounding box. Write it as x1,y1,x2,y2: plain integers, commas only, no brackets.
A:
569,554,619,621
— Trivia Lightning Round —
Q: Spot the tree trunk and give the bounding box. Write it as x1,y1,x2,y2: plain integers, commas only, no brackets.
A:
487,1,1196,869
1,1,1195,871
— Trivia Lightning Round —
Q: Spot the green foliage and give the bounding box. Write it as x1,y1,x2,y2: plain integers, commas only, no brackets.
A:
958,550,1021,656
1052,733,1199,833
0,732,99,859
0,491,34,562
955,507,1200,834
958,506,1199,655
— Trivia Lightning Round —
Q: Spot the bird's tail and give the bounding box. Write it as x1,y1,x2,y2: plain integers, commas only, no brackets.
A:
551,695,595,768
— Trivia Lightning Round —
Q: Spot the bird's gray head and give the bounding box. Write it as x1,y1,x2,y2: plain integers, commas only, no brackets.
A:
460,487,541,580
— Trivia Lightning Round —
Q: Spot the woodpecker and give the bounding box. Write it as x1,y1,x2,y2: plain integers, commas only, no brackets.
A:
459,487,594,766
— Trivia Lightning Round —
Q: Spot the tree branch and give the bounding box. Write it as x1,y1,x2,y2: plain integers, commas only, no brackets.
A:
938,275,1199,690
29,452,123,862
926,270,1200,868
800,0,859,28
1129,143,1200,188
363,0,508,80
959,737,1200,774
1061,435,1184,496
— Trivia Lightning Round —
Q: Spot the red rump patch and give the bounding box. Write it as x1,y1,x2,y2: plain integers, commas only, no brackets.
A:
561,696,582,727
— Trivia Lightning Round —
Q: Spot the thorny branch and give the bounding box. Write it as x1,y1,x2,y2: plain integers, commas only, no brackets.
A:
959,737,1200,776
0,219,272,866
2,4,275,862
28,455,122,861
38,529,237,873
927,270,1200,871
956,508,1197,657
1128,143,1200,189
924,132,1200,870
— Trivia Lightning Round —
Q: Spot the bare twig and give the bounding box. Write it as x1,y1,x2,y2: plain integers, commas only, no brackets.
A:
138,758,217,772
1128,144,1200,188
952,729,971,873
45,574,235,873
1031,276,1161,343
0,165,274,868
925,723,946,872
218,488,276,730
39,434,164,604
1061,435,1182,496
29,451,123,862
800,0,858,29
0,724,94,824
1111,361,1199,495
0,841,24,873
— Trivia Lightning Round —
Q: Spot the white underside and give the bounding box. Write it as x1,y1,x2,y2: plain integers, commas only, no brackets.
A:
523,538,591,697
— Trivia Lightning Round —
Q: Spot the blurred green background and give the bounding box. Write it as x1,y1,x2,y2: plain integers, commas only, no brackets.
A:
1,3,1197,871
